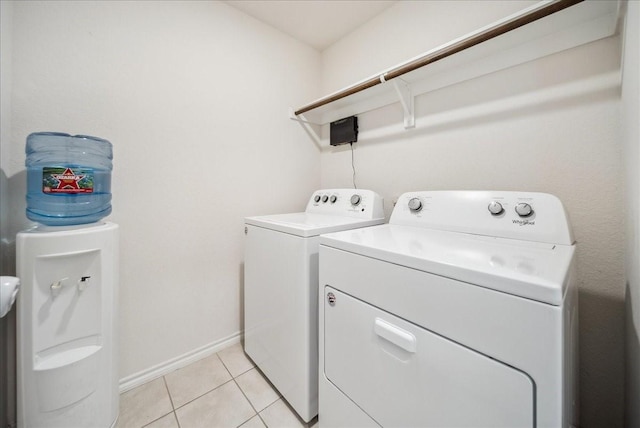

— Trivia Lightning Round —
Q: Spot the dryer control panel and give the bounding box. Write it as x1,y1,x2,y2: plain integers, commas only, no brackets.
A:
391,191,574,245
306,189,384,220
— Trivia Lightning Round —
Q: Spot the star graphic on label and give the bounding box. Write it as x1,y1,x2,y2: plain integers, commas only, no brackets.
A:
52,168,85,190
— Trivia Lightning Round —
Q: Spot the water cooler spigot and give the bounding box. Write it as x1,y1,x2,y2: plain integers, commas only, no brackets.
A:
1,276,20,317
77,276,91,291
50,278,68,298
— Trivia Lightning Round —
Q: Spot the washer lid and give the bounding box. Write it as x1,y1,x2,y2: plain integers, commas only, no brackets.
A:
246,213,384,237
319,224,575,305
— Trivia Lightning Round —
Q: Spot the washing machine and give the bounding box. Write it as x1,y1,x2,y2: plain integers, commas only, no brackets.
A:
244,189,384,422
318,191,578,428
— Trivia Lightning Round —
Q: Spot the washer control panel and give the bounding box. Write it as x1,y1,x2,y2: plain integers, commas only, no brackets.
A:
487,200,534,217
391,191,573,245
306,189,384,219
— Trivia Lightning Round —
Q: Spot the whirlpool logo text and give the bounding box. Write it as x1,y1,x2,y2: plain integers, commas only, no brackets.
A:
513,219,535,226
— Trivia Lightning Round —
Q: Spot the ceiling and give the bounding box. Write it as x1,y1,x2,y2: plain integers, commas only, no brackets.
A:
224,1,397,51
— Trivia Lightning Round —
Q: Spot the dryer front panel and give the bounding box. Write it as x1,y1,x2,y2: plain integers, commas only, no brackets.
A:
323,286,534,428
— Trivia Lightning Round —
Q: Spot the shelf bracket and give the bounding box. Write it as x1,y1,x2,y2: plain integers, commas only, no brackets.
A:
289,108,322,148
391,78,415,129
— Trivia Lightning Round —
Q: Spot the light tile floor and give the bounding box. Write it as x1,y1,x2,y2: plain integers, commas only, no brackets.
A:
117,343,318,428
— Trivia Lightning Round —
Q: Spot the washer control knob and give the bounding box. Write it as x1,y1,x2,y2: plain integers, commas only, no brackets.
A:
322,195,329,203
314,195,321,203
488,201,504,216
515,202,533,217
408,197,423,212
350,194,361,206
330,195,337,204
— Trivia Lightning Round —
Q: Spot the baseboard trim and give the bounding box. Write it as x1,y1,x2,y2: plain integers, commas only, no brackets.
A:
118,331,242,393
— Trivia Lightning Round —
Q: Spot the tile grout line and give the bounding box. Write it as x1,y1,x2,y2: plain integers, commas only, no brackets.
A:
142,410,180,428
217,348,268,427
162,376,181,428
232,377,268,428
144,348,267,428
162,376,177,411
220,345,280,427
218,351,260,379
171,378,236,412
134,378,176,428
216,351,235,380
163,352,236,414
214,351,263,427
249,365,282,400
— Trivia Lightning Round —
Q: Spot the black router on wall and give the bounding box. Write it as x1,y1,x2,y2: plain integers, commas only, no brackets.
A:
330,116,358,146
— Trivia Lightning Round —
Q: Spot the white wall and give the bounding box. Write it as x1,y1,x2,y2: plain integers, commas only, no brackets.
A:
6,0,321,379
0,0,11,177
0,2,18,427
1,0,19,275
622,1,640,426
320,2,625,426
321,0,538,94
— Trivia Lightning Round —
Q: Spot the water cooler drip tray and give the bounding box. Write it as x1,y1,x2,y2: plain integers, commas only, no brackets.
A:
35,339,102,412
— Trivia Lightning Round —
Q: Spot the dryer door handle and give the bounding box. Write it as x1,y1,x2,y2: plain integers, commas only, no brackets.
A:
374,318,416,353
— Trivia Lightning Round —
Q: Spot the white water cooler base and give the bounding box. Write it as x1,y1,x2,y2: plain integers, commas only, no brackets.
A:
17,222,119,427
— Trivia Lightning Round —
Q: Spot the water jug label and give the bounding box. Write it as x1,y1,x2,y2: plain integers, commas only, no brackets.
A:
42,167,94,194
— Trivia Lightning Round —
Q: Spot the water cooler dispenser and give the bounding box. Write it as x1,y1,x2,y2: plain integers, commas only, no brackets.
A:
17,132,119,427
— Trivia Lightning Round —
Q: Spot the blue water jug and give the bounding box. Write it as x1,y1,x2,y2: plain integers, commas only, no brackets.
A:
25,132,113,226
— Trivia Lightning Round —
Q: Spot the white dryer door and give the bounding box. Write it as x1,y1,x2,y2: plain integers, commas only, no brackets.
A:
323,286,534,428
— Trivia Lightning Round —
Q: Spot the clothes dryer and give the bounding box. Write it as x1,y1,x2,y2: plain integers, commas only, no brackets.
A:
318,191,578,428
244,189,384,422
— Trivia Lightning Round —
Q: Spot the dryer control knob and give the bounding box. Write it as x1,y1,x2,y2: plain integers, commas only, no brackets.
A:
408,197,423,212
330,195,337,203
515,202,533,217
322,195,329,203
350,194,361,206
488,201,504,215
314,195,321,203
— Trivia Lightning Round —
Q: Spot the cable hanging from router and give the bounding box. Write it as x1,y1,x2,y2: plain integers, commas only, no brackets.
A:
329,115,359,190
351,142,357,190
